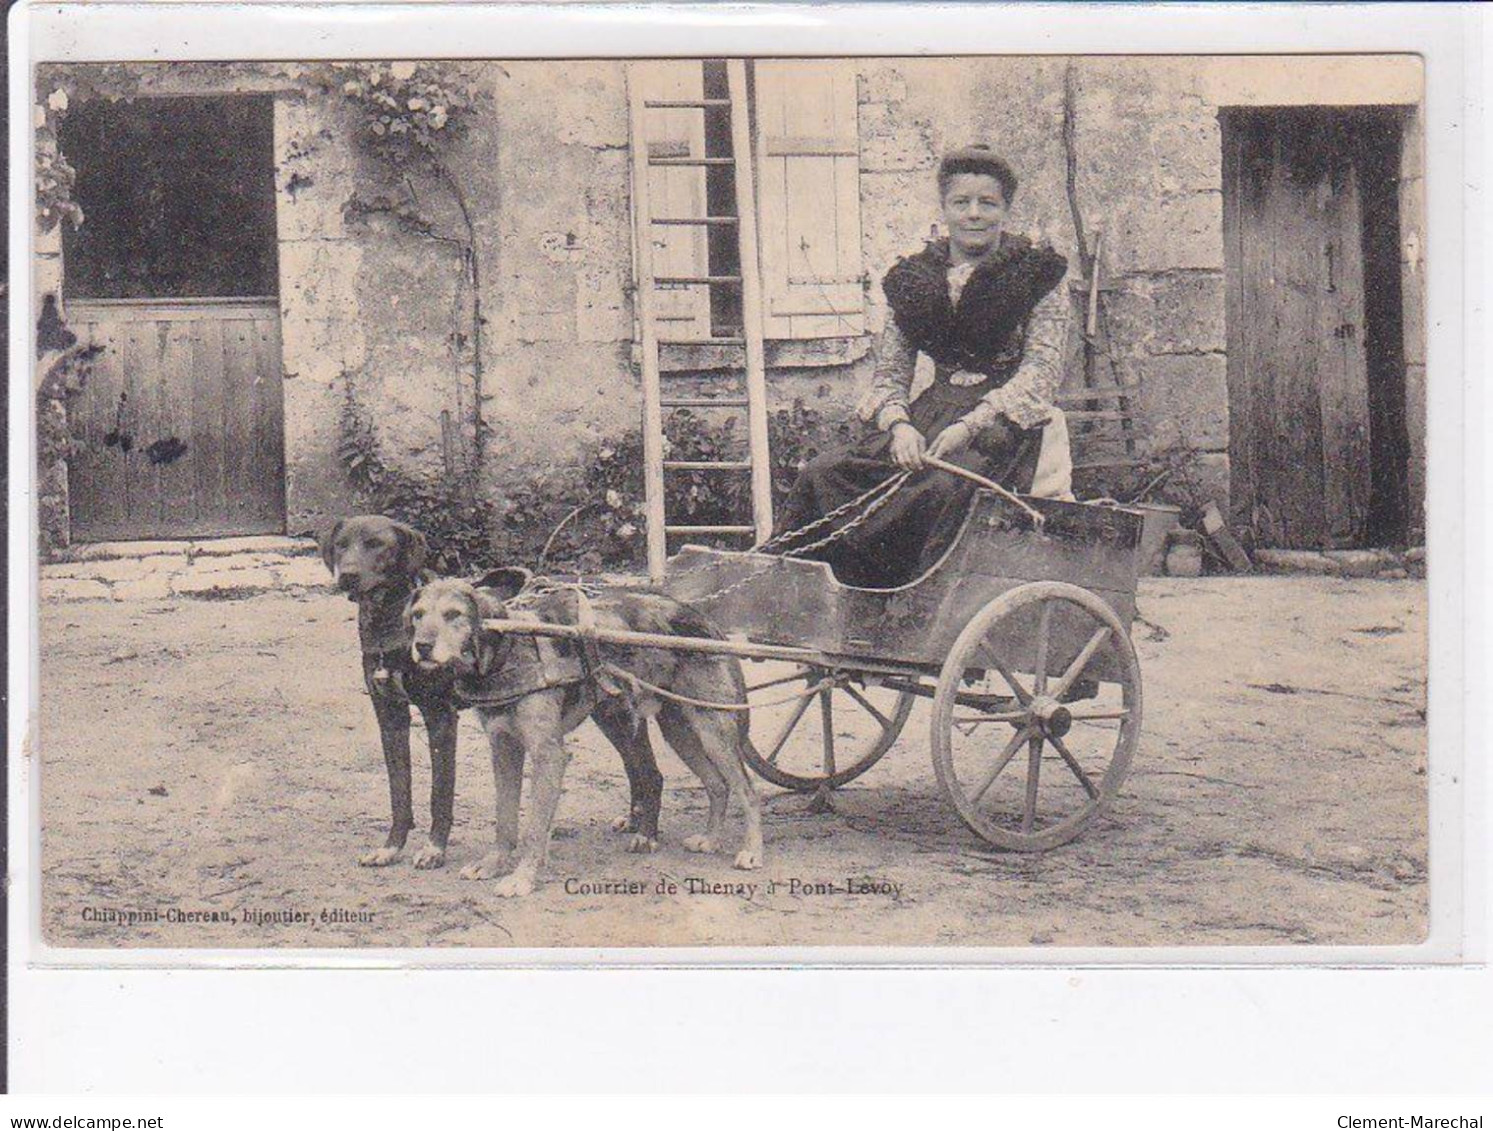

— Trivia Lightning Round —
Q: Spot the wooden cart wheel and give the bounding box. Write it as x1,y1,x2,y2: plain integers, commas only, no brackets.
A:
741,664,915,792
931,580,1142,851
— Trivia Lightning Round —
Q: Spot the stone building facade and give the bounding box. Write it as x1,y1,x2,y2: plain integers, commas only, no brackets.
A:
34,55,1424,557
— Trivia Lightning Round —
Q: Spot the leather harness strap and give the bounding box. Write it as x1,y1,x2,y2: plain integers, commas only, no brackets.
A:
453,610,588,710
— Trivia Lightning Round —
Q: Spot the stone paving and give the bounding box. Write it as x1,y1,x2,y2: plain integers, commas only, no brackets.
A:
39,536,328,603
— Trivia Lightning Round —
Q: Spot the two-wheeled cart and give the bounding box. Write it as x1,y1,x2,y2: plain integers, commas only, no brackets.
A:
485,485,1146,851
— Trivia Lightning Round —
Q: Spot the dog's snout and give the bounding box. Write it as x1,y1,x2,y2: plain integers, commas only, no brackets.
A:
415,641,434,661
337,570,361,592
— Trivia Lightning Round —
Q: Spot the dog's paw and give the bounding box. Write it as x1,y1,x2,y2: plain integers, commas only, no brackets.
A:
625,834,658,855
492,870,538,898
733,849,762,871
358,846,403,868
610,814,637,834
412,842,447,870
682,834,716,854
460,853,510,881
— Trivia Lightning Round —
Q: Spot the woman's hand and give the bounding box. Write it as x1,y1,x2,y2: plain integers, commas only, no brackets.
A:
889,422,927,470
926,421,974,461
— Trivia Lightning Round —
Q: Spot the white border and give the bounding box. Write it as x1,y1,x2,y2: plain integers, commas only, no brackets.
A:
7,0,1490,1092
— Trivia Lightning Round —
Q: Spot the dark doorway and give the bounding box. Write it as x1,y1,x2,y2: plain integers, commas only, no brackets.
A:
59,95,286,542
60,95,279,301
1222,106,1411,549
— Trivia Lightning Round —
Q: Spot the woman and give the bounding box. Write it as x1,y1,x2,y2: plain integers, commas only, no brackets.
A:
771,145,1074,588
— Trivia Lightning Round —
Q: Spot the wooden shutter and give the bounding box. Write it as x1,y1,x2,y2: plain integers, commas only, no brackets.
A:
629,61,713,342
753,61,865,339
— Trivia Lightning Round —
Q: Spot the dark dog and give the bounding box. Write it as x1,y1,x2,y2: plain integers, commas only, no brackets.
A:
406,571,763,897
321,515,459,869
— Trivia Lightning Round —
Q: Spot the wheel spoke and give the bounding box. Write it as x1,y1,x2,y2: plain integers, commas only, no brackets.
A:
988,656,1032,705
765,687,817,764
953,710,1028,728
1033,601,1053,695
1048,732,1099,799
819,688,836,777
842,683,891,729
971,725,1033,803
1022,735,1043,833
1050,627,1113,701
1065,706,1130,722
748,666,815,694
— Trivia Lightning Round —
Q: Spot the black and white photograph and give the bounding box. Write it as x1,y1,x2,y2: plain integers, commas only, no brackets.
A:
28,49,1432,950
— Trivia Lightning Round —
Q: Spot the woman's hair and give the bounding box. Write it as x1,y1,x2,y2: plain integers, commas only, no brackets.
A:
937,145,1018,204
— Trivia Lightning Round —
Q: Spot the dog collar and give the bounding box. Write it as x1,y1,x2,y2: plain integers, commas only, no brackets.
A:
359,584,415,657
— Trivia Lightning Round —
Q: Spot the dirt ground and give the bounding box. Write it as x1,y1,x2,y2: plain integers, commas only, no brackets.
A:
36,576,1427,950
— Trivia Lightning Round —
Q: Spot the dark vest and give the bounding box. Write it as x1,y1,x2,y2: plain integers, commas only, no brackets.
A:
882,234,1068,388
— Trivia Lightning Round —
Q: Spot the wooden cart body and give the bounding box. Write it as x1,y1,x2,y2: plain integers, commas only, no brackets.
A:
663,492,1145,682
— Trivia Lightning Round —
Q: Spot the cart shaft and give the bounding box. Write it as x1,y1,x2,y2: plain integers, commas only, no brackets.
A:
481,618,829,666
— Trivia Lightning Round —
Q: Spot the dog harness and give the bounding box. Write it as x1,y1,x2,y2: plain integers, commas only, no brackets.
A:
453,610,589,709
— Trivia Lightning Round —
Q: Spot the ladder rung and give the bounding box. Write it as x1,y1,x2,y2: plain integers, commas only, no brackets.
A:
1066,409,1131,423
644,99,733,109
648,157,736,167
1073,457,1147,470
1056,387,1138,405
652,216,740,226
660,397,750,409
663,460,752,472
658,367,747,380
654,275,742,286
657,336,745,347
665,525,756,535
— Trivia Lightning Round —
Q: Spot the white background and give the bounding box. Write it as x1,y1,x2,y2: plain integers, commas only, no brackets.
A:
7,1,1490,1094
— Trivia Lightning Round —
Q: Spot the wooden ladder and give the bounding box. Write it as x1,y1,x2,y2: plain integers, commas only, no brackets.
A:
628,60,774,582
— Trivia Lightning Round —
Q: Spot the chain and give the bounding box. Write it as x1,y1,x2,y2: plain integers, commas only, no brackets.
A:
679,472,913,609
506,577,607,612
656,469,906,597
753,471,909,554
775,472,911,559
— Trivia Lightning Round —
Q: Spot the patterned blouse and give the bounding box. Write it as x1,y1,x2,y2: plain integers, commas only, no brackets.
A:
856,261,1070,435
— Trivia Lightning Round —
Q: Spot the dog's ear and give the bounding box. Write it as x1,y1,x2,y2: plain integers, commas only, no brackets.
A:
393,521,429,578
473,566,531,603
471,585,509,621
320,518,346,575
400,585,421,631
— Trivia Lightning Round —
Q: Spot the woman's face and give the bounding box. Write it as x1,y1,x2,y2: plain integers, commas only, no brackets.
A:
941,172,1009,258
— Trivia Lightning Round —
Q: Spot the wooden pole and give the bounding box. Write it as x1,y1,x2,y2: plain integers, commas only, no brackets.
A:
627,66,669,582
728,59,776,545
481,617,830,666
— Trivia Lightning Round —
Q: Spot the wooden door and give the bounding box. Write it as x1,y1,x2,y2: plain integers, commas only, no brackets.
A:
65,299,285,541
1223,110,1373,549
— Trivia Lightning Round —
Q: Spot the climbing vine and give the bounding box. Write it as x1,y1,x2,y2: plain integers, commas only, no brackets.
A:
317,61,494,481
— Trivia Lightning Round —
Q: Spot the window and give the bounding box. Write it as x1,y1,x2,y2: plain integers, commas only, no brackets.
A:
751,60,865,340
631,59,865,344
60,95,279,300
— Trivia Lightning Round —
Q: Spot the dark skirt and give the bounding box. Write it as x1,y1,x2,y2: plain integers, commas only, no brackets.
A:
772,378,1041,588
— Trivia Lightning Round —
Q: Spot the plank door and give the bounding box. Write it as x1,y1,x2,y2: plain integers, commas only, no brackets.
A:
65,300,285,541
1223,109,1373,549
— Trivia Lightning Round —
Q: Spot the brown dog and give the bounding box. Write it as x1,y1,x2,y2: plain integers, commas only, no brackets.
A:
406,571,763,897
321,515,459,869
